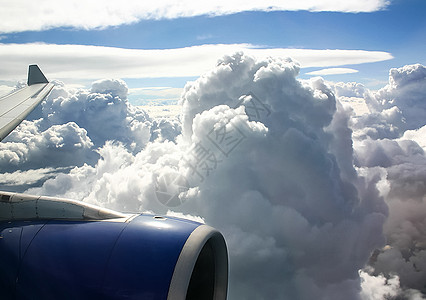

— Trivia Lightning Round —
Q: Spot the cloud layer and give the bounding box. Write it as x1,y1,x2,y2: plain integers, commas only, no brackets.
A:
0,43,393,83
1,55,425,299
0,0,389,33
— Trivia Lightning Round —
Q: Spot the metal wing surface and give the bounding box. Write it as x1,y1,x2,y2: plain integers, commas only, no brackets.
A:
0,65,53,141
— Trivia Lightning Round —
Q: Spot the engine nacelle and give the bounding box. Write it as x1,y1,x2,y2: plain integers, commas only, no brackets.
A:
0,214,228,299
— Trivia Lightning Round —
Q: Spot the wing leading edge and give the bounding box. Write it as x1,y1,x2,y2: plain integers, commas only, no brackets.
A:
0,65,54,141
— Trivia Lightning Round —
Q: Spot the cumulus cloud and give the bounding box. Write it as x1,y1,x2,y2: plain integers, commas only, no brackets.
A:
401,126,426,150
0,0,389,33
1,121,95,172
353,64,426,139
328,81,370,115
0,43,393,83
359,270,424,300
32,79,152,150
91,78,129,100
360,270,401,300
2,54,426,299
333,81,368,98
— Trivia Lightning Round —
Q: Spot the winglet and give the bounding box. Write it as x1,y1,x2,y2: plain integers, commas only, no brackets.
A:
27,65,49,86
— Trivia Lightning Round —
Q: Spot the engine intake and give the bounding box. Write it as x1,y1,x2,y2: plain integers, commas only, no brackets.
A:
0,214,228,300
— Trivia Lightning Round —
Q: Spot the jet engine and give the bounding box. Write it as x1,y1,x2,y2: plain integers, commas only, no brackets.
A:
0,192,228,300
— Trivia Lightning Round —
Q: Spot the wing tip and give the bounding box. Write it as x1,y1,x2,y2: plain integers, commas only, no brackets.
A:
27,64,49,86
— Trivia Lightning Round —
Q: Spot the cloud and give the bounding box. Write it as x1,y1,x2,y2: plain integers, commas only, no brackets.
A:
1,121,96,172
91,78,129,100
34,79,153,149
352,64,426,140
333,81,368,98
401,126,426,150
0,43,393,83
0,0,389,33
329,81,370,115
306,67,359,76
359,270,424,300
360,271,401,300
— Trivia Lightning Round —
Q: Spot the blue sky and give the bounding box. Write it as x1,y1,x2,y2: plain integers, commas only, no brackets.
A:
0,0,425,104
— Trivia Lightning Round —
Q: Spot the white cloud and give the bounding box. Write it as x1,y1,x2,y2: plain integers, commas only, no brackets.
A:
1,121,96,172
352,64,426,140
332,81,367,98
0,0,389,33
360,271,401,300
306,67,359,76
0,43,393,83
91,78,129,100
36,80,153,149
329,81,370,115
400,125,426,150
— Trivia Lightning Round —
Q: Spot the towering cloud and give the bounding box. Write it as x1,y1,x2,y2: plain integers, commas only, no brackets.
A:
174,53,389,299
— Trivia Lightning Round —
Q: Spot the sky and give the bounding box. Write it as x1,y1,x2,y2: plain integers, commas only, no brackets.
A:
1,1,426,299
0,0,425,104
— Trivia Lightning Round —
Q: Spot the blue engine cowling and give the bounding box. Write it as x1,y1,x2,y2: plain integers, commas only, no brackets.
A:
0,214,228,299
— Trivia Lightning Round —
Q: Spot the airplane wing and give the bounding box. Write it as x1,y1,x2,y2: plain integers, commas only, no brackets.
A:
0,65,54,141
